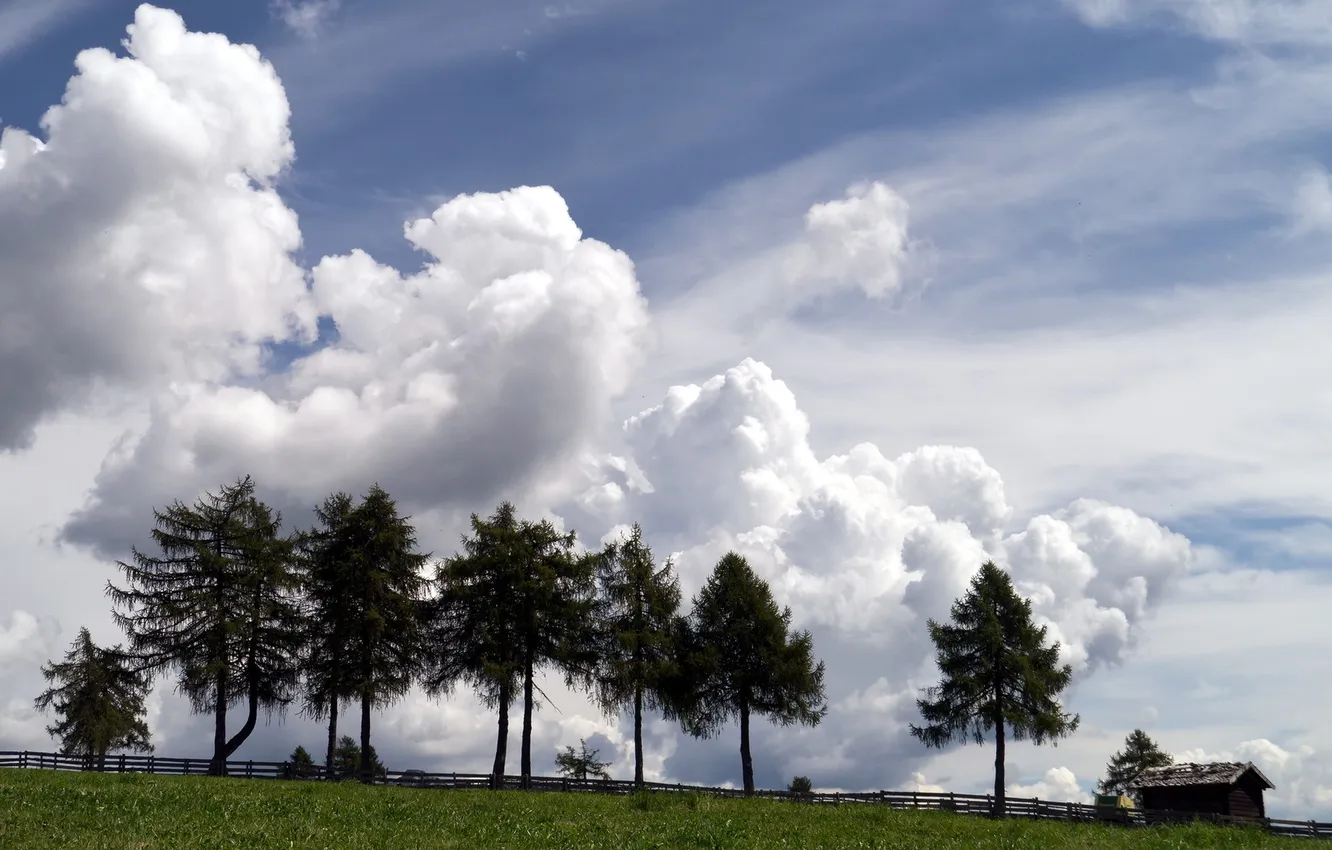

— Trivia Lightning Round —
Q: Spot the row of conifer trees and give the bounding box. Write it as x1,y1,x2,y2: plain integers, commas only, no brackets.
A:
38,476,1172,810
35,476,827,793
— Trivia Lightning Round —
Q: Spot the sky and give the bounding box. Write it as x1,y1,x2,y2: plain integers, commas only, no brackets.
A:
2,0,1331,819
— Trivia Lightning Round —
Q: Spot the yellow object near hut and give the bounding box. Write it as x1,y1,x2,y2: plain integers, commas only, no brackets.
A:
1094,794,1135,809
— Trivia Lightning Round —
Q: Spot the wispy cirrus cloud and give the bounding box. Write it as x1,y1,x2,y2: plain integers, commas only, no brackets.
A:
271,0,341,40
0,0,88,62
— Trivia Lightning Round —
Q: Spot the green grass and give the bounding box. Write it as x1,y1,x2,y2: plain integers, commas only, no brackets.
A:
0,768,1290,849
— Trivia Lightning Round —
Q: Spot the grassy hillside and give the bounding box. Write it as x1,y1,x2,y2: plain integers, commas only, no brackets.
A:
0,768,1287,849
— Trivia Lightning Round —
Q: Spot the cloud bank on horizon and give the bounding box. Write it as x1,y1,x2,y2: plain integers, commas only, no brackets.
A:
1,1,1330,818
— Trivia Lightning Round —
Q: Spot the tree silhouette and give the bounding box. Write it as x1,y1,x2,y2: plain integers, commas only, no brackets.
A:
674,552,827,794
423,502,525,789
293,492,359,777
1099,729,1173,802
555,738,612,781
341,484,428,782
332,734,385,780
107,477,302,774
592,524,682,785
910,561,1080,818
33,627,152,766
513,516,600,789
424,503,598,790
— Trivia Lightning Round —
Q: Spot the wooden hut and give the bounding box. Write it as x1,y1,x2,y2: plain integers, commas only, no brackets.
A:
1127,762,1274,821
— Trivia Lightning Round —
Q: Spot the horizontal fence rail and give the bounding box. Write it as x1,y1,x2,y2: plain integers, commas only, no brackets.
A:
2,750,1329,839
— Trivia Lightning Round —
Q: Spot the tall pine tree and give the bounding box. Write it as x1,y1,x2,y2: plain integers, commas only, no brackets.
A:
107,477,302,775
675,552,827,794
424,503,599,789
1099,729,1173,801
34,627,153,766
592,524,682,786
293,492,359,777
512,517,600,789
910,561,1080,817
423,502,525,789
342,484,428,781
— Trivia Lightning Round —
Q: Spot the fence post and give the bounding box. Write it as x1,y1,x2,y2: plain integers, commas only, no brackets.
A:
119,754,125,773
247,761,253,779
912,791,917,809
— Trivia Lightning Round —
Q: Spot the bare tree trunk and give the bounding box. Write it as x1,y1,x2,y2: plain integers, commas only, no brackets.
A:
359,691,372,783
325,699,338,779
993,712,1006,818
520,653,535,790
491,681,511,790
222,677,259,759
633,685,644,786
739,696,754,795
212,670,227,777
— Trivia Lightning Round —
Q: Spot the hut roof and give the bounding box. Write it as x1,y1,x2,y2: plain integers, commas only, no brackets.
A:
1127,761,1274,791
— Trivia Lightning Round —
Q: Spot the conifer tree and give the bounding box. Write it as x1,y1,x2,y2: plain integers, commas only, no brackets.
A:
107,477,302,775
342,484,428,781
592,524,682,785
34,627,153,766
555,738,612,781
675,552,827,794
425,503,599,790
423,502,525,789
293,492,359,777
1099,729,1173,801
910,561,1080,818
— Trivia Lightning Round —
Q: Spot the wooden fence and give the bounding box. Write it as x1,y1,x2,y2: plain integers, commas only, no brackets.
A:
2,750,1329,839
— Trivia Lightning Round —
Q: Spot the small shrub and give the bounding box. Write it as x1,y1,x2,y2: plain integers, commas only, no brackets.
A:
788,776,813,794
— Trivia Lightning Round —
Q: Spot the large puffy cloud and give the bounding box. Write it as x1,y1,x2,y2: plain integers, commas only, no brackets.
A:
569,358,1194,789
62,182,650,557
10,9,649,558
0,4,316,451
579,359,1192,668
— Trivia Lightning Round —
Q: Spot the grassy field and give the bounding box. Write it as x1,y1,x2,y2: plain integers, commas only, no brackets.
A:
0,768,1292,849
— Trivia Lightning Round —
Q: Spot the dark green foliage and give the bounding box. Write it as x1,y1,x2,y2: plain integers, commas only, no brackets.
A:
106,477,303,775
674,551,828,794
555,738,612,781
283,745,317,779
292,492,358,776
33,627,153,764
425,502,599,789
332,735,385,780
423,502,525,787
340,484,429,781
788,776,813,794
910,561,1080,818
511,515,600,788
593,525,683,785
1099,729,1173,802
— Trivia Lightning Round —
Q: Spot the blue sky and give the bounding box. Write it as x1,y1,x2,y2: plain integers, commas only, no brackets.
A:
3,0,1332,816
0,0,1224,264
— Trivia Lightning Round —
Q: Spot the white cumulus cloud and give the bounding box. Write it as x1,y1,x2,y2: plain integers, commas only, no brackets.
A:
61,183,651,557
783,180,917,303
1008,766,1094,803
0,4,314,451
576,358,1193,676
